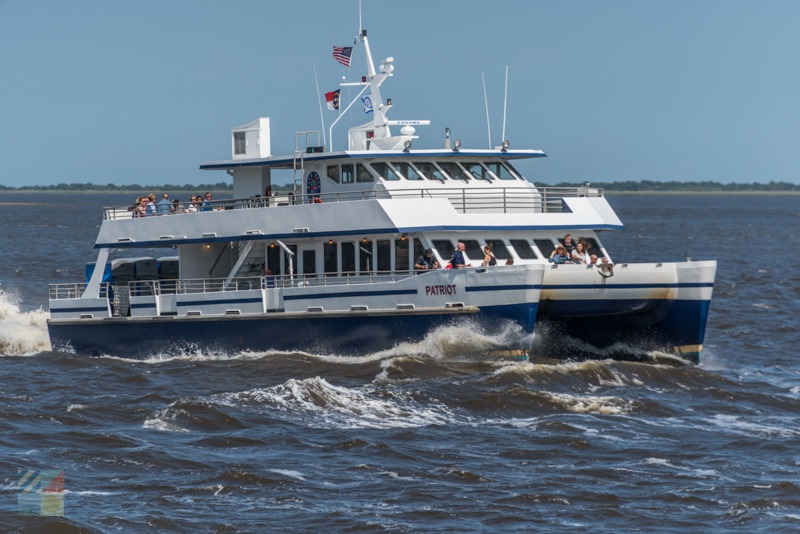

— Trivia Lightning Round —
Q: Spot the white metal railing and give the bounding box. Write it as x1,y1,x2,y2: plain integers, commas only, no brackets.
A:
101,186,604,220
49,283,110,299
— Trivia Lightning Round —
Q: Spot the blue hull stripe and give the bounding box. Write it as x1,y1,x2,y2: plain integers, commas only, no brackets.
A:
51,306,108,313
177,297,263,307
543,282,714,290
284,289,418,301
466,284,542,292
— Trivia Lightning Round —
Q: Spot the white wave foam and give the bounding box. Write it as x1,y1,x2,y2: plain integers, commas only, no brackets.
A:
67,404,88,412
142,408,192,433
211,377,462,429
0,288,51,356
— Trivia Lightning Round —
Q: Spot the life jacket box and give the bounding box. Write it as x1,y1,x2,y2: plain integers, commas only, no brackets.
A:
110,259,135,282
134,257,158,280
158,256,179,279
85,262,113,284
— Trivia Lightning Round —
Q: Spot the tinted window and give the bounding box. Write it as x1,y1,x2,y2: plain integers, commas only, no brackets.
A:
504,161,525,180
437,162,468,180
510,239,538,259
324,242,337,273
485,162,516,180
462,240,483,261
413,162,446,181
432,240,455,260
372,162,398,180
413,238,425,262
327,165,340,183
267,244,280,275
302,250,316,275
341,164,354,184
463,163,489,180
484,239,511,260
359,240,373,272
342,242,355,273
377,240,391,271
534,239,556,258
357,163,373,182
393,162,423,180
395,239,409,271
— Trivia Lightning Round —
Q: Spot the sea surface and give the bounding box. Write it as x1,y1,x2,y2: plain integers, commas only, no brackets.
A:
1,194,799,533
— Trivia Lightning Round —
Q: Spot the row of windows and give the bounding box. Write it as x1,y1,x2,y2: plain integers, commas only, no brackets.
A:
264,236,604,276
326,160,523,184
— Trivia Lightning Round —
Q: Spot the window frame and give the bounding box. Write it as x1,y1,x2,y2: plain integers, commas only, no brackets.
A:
484,239,512,260
370,162,401,181
233,132,246,155
411,162,447,181
431,239,455,261
509,239,538,260
326,164,340,184
341,164,355,184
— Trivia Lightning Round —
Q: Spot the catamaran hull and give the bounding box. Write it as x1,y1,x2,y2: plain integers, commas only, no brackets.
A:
47,303,537,359
532,260,715,362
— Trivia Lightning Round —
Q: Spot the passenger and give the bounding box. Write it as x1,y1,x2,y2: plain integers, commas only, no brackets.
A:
549,245,573,264
450,242,471,269
156,193,171,215
172,198,186,214
572,242,589,264
482,245,497,267
589,254,599,265
187,196,198,213
146,194,157,216
506,258,514,265
414,248,437,271
201,192,213,212
134,196,148,218
562,234,576,253
265,268,275,288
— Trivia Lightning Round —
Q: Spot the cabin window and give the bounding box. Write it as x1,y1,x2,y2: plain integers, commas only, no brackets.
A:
371,162,399,181
341,164,354,184
413,238,425,261
342,242,356,273
534,239,556,259
413,162,447,181
327,165,340,183
359,240,373,272
302,250,316,275
484,239,512,260
503,161,525,180
356,164,374,182
267,245,281,275
463,163,489,180
234,132,246,155
395,239,409,271
437,162,468,180
393,162,423,180
510,239,538,259
432,240,455,261
485,162,516,180
560,237,604,258
324,242,337,274
461,240,483,261
377,240,391,271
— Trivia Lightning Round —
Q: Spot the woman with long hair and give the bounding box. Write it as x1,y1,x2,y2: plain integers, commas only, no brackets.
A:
572,242,589,264
482,244,497,267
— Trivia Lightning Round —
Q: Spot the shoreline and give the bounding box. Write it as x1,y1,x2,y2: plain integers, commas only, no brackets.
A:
1,189,796,196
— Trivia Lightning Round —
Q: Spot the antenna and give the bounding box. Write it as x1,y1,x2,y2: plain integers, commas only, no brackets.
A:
482,72,491,149
502,65,508,144
359,0,362,35
313,63,326,148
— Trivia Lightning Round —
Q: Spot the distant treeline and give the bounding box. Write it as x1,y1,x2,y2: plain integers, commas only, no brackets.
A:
0,182,235,192
1,180,797,192
533,180,800,192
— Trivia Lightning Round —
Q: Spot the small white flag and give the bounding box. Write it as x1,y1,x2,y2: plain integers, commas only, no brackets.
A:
361,93,373,114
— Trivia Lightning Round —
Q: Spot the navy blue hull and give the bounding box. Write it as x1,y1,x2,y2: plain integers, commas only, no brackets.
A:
535,299,710,362
48,303,538,359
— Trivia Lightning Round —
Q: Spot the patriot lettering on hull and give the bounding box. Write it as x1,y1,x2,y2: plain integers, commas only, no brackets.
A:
426,285,457,296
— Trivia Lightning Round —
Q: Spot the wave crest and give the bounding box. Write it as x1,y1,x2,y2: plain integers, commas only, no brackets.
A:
0,288,51,356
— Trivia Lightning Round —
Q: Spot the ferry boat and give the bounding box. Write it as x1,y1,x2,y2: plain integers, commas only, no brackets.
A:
46,28,715,362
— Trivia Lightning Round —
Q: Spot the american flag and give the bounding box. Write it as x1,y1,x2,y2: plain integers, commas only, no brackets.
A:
333,46,353,67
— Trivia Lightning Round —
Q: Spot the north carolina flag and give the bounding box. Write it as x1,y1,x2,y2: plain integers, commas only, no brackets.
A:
325,89,340,110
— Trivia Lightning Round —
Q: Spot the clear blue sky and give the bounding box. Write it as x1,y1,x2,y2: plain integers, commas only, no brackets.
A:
1,0,798,187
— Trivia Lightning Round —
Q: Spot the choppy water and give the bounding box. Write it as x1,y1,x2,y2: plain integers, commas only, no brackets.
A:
1,194,799,532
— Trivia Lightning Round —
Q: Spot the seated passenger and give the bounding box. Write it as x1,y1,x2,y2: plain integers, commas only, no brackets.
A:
134,196,148,218
414,248,437,271
549,245,573,264
172,198,186,214
589,254,599,265
201,192,214,212
187,196,198,213
156,194,171,215
146,194,157,216
482,245,497,267
572,242,589,264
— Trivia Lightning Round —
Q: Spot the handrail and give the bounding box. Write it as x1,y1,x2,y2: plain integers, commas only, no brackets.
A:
102,186,604,220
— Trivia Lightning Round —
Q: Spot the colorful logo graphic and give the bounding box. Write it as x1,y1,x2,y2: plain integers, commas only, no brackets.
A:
18,469,64,516
307,171,321,198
